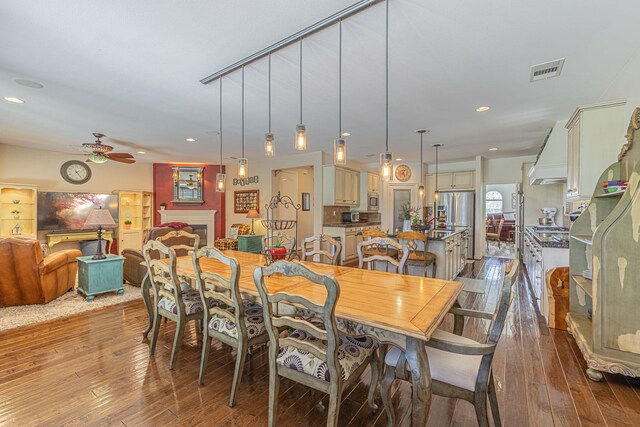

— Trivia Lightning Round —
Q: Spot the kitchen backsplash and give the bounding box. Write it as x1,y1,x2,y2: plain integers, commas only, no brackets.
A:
323,206,380,224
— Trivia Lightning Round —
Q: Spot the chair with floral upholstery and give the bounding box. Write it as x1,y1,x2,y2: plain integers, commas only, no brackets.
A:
254,260,380,427
214,223,251,251
193,246,269,407
144,238,212,370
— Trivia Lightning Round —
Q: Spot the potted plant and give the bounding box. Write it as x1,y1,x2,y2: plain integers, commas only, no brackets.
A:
11,210,20,220
159,202,167,211
124,219,132,230
268,236,287,261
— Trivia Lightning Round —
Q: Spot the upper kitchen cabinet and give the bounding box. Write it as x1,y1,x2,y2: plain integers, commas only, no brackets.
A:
323,165,360,206
427,171,475,191
566,100,626,201
353,171,380,211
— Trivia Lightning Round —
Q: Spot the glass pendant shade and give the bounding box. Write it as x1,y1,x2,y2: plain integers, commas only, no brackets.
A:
379,151,393,181
88,154,108,164
419,185,425,198
265,133,275,157
237,158,248,178
334,137,346,165
434,190,440,201
216,173,226,192
295,124,307,150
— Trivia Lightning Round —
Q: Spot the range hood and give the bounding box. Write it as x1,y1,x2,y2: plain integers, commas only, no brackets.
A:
528,120,568,185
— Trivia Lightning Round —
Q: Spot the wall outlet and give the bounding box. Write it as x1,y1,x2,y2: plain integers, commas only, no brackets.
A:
333,210,336,217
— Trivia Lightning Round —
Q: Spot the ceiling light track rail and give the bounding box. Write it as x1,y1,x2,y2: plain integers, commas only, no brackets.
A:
199,0,384,85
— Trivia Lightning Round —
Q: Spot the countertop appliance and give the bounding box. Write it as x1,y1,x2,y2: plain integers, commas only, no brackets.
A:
538,207,558,226
341,211,359,223
437,191,475,258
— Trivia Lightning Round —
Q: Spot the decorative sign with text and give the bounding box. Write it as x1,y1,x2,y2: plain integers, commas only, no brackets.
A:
233,176,259,186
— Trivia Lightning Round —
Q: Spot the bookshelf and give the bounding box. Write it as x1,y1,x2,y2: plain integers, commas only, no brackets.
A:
567,107,640,381
114,190,151,251
0,183,37,239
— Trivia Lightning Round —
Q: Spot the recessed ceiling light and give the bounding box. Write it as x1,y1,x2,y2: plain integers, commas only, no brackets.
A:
396,158,403,161
137,151,146,154
186,138,196,142
476,106,491,112
4,96,25,104
489,147,498,151
341,132,351,137
14,79,43,89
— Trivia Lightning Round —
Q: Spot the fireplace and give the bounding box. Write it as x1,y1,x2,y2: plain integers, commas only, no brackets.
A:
190,224,207,247
158,209,216,244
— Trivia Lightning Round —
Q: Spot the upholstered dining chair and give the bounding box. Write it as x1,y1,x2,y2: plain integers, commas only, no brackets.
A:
254,261,380,427
193,246,269,407
486,218,504,248
381,260,520,427
301,234,342,265
143,239,208,370
397,231,437,278
357,237,408,273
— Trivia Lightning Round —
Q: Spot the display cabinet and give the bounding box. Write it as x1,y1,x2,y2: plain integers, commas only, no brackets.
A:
0,183,37,239
567,107,640,381
113,190,152,252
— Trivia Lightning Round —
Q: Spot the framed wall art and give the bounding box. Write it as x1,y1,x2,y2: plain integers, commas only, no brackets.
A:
234,189,259,214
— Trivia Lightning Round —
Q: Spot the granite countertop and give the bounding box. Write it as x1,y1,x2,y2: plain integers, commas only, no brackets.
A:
525,225,570,249
426,227,468,241
323,222,382,228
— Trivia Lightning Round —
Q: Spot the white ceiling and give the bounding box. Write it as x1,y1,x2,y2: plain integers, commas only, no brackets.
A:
0,0,636,165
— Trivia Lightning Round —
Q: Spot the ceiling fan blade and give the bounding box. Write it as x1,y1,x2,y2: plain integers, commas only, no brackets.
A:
108,156,136,164
107,152,134,159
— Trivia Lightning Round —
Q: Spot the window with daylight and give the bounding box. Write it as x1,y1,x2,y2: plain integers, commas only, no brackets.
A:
486,191,503,214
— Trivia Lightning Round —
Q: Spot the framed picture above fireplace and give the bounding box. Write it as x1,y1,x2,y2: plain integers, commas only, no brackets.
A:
234,189,259,214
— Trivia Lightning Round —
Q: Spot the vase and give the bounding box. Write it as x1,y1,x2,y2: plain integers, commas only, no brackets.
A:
403,220,411,232
160,206,166,211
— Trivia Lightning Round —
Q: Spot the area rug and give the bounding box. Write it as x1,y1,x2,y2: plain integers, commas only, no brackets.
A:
0,284,142,332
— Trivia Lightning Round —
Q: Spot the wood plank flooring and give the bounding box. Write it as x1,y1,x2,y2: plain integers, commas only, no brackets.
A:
1,257,639,426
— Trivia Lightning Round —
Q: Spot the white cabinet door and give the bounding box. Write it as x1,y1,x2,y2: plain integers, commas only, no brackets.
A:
567,117,580,200
368,173,380,193
345,232,357,260
436,173,454,190
351,171,360,204
335,168,346,204
453,171,474,190
120,230,142,251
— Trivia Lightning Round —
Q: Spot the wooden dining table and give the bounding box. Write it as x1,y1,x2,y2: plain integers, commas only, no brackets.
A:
140,250,463,426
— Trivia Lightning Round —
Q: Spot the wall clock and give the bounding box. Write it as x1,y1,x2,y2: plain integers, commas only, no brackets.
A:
395,164,412,182
60,160,92,185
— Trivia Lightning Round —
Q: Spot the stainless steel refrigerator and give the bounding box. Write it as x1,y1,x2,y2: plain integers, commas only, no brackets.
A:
437,191,475,259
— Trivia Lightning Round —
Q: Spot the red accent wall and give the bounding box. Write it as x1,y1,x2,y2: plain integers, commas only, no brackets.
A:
153,164,226,239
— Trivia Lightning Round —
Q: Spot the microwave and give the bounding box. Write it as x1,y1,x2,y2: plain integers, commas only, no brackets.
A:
367,192,379,211
341,212,360,223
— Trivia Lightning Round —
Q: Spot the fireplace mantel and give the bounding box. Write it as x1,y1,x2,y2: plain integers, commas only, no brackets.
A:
158,209,216,241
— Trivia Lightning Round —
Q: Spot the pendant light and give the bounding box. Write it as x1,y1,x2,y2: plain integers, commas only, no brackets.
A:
265,52,275,157
238,66,248,178
416,129,428,199
295,39,307,150
334,20,346,166
433,143,442,202
379,0,393,181
216,79,226,192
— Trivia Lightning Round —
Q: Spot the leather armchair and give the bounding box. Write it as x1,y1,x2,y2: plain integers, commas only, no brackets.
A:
0,238,82,307
122,226,193,286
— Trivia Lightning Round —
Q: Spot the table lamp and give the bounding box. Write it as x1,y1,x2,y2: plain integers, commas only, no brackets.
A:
84,206,116,259
246,209,260,235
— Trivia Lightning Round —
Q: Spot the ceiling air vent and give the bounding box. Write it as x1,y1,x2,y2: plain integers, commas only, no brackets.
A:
530,58,565,82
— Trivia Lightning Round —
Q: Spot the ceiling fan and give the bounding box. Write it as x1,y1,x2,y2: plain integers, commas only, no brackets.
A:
81,133,136,164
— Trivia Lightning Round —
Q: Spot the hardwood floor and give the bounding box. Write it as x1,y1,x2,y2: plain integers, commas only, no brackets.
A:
1,257,639,426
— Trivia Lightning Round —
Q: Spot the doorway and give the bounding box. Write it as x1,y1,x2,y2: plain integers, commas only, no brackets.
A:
271,166,314,243
484,183,517,259
384,183,418,234
393,189,411,233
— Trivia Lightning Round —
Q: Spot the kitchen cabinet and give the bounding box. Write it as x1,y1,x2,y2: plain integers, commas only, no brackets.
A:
565,100,626,201
323,166,360,206
425,230,466,280
367,172,380,193
322,224,381,263
427,171,475,192
353,171,380,211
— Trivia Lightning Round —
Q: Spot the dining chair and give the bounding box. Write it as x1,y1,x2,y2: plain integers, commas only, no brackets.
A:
143,239,207,370
193,246,269,407
362,229,387,239
486,218,504,248
397,231,437,278
301,234,342,265
357,237,409,273
381,260,520,427
254,260,380,427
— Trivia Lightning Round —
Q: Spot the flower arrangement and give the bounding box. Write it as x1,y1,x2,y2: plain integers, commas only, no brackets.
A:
401,202,421,224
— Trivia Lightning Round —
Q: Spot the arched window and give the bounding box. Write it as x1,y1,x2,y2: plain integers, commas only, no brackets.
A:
486,191,503,214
